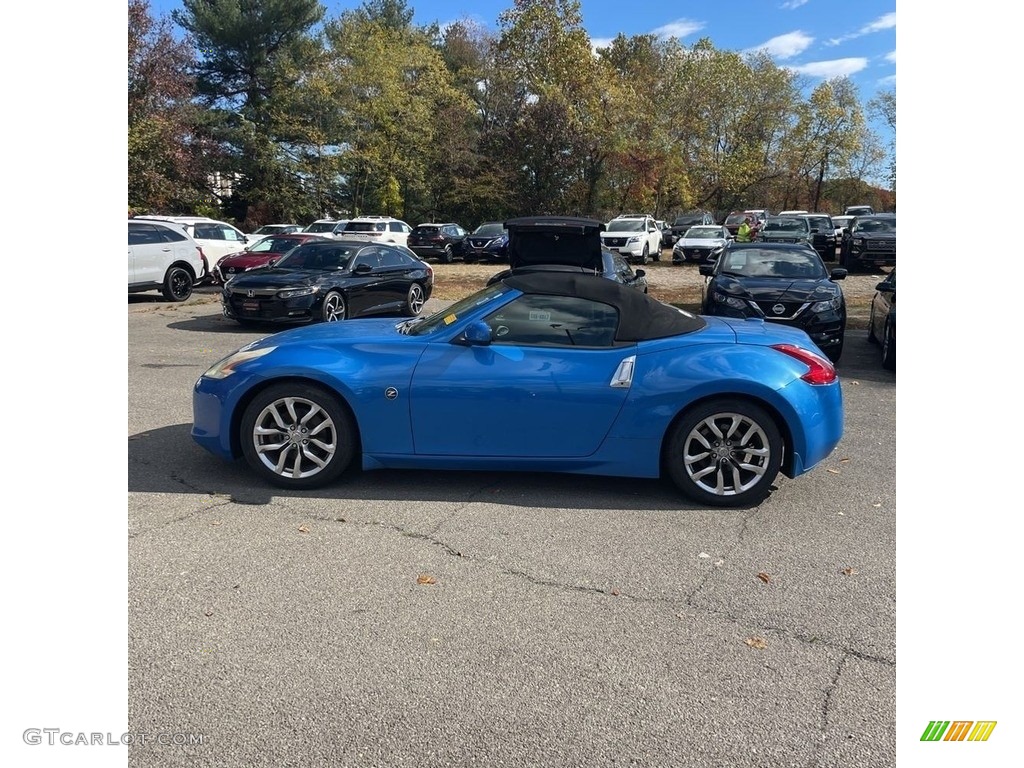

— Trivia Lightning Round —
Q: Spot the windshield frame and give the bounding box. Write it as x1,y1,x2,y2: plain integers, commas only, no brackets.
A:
406,282,511,336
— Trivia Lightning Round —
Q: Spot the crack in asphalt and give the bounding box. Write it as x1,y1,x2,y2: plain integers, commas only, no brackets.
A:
805,653,850,768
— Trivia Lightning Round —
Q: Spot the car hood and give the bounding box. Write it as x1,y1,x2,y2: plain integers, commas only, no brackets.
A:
505,216,605,271
225,268,343,289
678,237,726,248
245,318,406,352
713,275,839,301
218,252,281,270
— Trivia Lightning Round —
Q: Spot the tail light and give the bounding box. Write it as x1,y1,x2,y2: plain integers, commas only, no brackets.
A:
771,344,837,385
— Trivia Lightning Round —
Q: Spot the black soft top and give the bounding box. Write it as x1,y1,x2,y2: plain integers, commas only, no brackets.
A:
504,271,705,341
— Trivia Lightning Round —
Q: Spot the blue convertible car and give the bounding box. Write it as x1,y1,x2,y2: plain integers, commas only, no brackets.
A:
193,217,843,507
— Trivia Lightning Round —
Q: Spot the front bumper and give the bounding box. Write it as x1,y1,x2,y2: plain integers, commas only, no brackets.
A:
222,291,319,323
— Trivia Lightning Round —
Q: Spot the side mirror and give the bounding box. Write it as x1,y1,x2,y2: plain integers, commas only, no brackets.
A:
635,269,646,278
461,321,492,346
699,264,715,277
267,258,277,267
830,268,848,280
353,263,373,275
876,280,890,291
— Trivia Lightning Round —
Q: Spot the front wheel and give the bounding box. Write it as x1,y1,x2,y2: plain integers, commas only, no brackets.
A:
640,244,649,265
320,291,346,322
404,283,425,316
162,266,193,302
665,399,783,508
239,383,357,490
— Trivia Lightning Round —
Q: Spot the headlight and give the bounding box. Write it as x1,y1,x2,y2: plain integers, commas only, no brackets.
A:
626,235,640,244
712,291,748,310
202,346,276,380
853,237,865,245
810,296,842,312
277,286,318,299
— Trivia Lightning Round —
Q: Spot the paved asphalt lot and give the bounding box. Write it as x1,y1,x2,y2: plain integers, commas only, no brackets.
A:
128,292,895,767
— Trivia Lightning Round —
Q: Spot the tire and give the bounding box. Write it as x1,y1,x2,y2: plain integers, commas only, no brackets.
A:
665,399,783,508
825,337,844,364
239,383,357,490
404,283,425,316
441,245,454,264
320,291,346,322
641,243,649,265
652,243,661,262
881,319,896,370
162,265,193,302
867,304,878,344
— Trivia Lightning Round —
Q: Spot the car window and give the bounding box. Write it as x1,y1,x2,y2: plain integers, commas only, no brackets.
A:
484,295,620,348
720,248,827,279
129,223,161,245
408,283,510,336
352,248,383,269
379,247,407,268
413,226,440,235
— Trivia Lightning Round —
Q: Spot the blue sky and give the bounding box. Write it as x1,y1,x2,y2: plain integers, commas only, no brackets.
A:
149,1,896,104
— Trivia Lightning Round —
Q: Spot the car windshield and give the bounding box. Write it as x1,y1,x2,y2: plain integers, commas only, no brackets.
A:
763,218,809,233
854,218,896,233
806,217,832,229
247,237,299,253
724,213,747,226
719,248,827,279
304,222,338,233
406,283,510,336
607,219,646,232
345,222,386,232
473,223,506,237
275,243,357,270
684,227,723,239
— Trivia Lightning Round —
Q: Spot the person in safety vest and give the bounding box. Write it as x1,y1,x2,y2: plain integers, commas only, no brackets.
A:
736,216,754,242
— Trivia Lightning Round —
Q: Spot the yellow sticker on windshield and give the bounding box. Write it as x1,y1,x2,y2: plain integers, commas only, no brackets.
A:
443,313,457,325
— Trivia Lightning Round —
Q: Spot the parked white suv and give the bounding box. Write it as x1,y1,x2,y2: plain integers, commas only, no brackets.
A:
128,219,208,302
134,215,250,264
341,216,412,247
599,214,663,264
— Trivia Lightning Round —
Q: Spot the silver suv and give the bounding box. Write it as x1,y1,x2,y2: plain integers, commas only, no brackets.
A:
128,219,208,302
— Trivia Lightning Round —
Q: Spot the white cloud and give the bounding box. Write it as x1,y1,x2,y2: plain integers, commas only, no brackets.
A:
885,50,896,63
878,74,896,86
651,18,705,40
827,12,897,45
781,0,810,8
744,31,814,59
787,57,869,77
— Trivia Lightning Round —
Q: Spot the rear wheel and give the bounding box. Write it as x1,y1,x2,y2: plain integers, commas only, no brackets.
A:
239,383,357,490
441,245,454,264
162,266,193,302
867,304,878,343
665,399,783,508
404,283,425,316
881,319,896,370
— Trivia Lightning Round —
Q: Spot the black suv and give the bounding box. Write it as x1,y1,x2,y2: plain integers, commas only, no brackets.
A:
803,214,837,260
839,213,895,271
669,211,716,244
407,223,469,263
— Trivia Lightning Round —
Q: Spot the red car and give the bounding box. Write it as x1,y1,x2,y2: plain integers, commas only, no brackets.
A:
213,233,328,283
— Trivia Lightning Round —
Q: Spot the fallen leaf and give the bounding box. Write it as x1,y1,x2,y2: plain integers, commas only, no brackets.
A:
714,559,724,567
837,511,845,516
417,574,437,585
827,468,841,474
744,637,768,649
335,517,347,523
851,380,860,385
297,525,310,533
839,457,851,463
204,609,213,617
610,588,620,596
841,567,859,576
698,552,711,559
757,572,771,584
872,504,882,508
210,520,222,526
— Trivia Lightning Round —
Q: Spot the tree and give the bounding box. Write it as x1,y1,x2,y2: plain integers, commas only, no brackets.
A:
172,0,326,224
128,0,209,213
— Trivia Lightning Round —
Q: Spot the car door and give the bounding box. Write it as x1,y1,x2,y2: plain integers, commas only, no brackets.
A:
410,294,634,457
128,222,167,284
645,217,661,255
345,247,393,316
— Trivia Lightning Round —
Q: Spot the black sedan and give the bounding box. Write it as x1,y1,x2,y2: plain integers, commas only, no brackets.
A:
222,240,433,326
867,269,895,370
700,242,848,362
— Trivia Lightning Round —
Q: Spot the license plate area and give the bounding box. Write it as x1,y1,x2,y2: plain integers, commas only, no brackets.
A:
242,300,260,311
